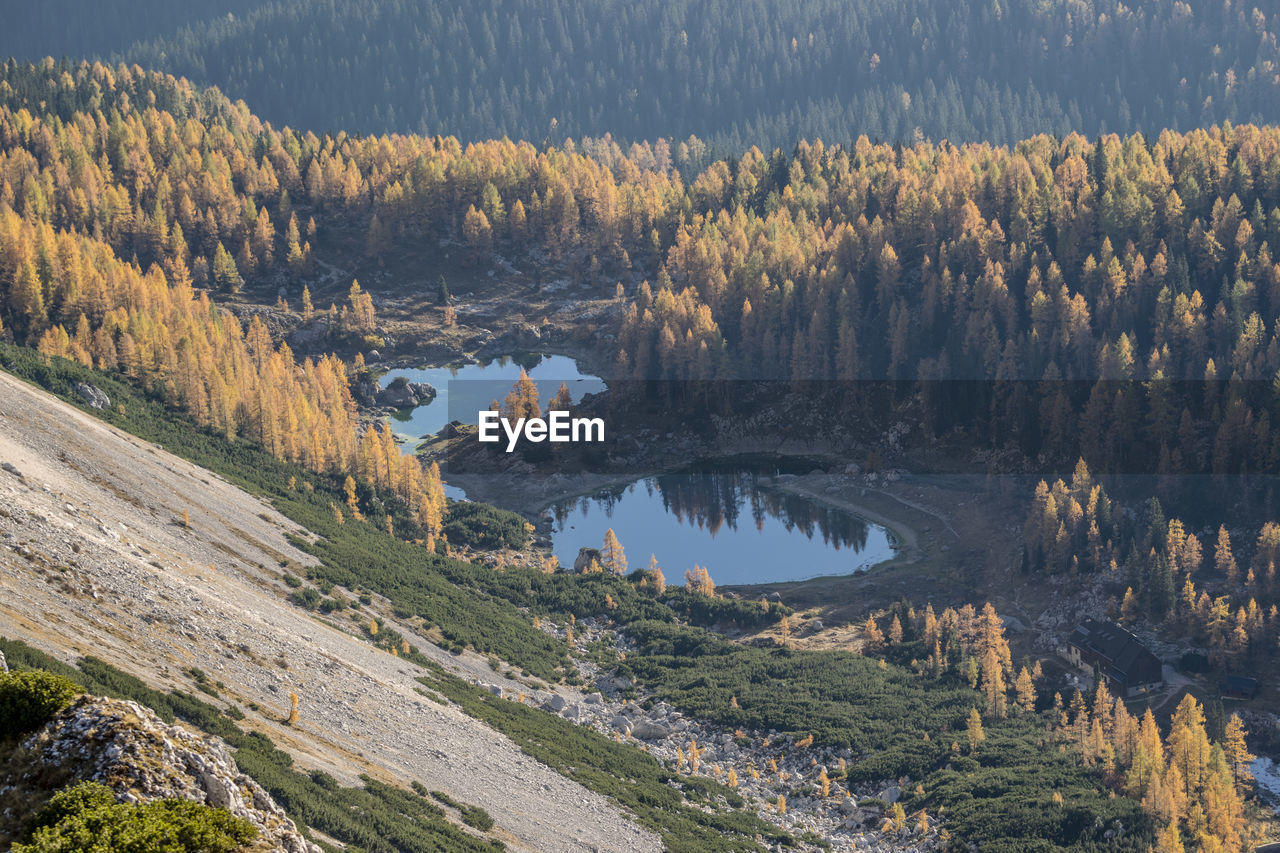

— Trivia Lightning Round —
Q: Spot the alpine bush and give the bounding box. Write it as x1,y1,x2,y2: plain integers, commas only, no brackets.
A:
0,670,79,737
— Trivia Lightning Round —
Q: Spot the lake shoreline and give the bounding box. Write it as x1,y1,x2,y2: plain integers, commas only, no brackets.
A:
445,452,937,589
390,351,947,590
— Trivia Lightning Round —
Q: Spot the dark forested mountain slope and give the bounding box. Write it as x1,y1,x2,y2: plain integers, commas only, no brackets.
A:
0,1,262,66
4,0,1280,153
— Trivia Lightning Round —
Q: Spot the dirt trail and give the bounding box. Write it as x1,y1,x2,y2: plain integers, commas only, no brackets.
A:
0,370,659,853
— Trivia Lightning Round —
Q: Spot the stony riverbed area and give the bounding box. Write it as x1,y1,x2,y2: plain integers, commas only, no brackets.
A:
471,616,948,852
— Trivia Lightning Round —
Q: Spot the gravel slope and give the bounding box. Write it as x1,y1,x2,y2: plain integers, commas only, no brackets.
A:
0,369,660,853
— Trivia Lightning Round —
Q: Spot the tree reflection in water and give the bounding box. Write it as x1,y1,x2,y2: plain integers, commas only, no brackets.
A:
549,459,886,585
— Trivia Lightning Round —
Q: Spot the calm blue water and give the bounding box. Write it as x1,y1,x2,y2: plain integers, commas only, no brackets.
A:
383,353,605,447
387,355,897,583
547,468,897,586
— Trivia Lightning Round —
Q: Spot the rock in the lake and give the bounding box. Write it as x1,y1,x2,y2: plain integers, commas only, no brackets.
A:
408,382,437,402
376,381,419,408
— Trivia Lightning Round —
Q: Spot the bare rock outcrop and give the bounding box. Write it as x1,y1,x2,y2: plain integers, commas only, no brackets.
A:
13,695,318,853
73,382,110,409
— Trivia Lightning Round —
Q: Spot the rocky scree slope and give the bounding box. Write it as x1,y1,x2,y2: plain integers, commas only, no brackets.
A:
0,369,660,853
1,694,316,852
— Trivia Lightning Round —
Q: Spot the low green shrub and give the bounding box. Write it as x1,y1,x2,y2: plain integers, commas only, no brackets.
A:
290,588,322,610
15,782,256,853
443,501,529,550
0,670,79,737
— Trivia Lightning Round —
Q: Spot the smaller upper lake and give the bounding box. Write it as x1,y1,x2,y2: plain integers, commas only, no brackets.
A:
382,353,605,448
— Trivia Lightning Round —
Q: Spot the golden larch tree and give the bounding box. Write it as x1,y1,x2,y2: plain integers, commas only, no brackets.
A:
966,707,985,753
601,528,628,575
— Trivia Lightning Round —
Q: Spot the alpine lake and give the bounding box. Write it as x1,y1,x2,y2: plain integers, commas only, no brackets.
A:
380,354,897,587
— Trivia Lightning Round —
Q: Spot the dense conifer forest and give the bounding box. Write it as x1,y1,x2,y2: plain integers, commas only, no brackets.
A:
3,1,1280,153
11,58,1280,486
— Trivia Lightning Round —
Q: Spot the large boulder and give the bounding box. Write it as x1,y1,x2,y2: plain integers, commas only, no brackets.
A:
376,380,419,408
408,382,437,402
629,720,671,740
573,547,603,573
74,382,110,410
597,675,632,694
